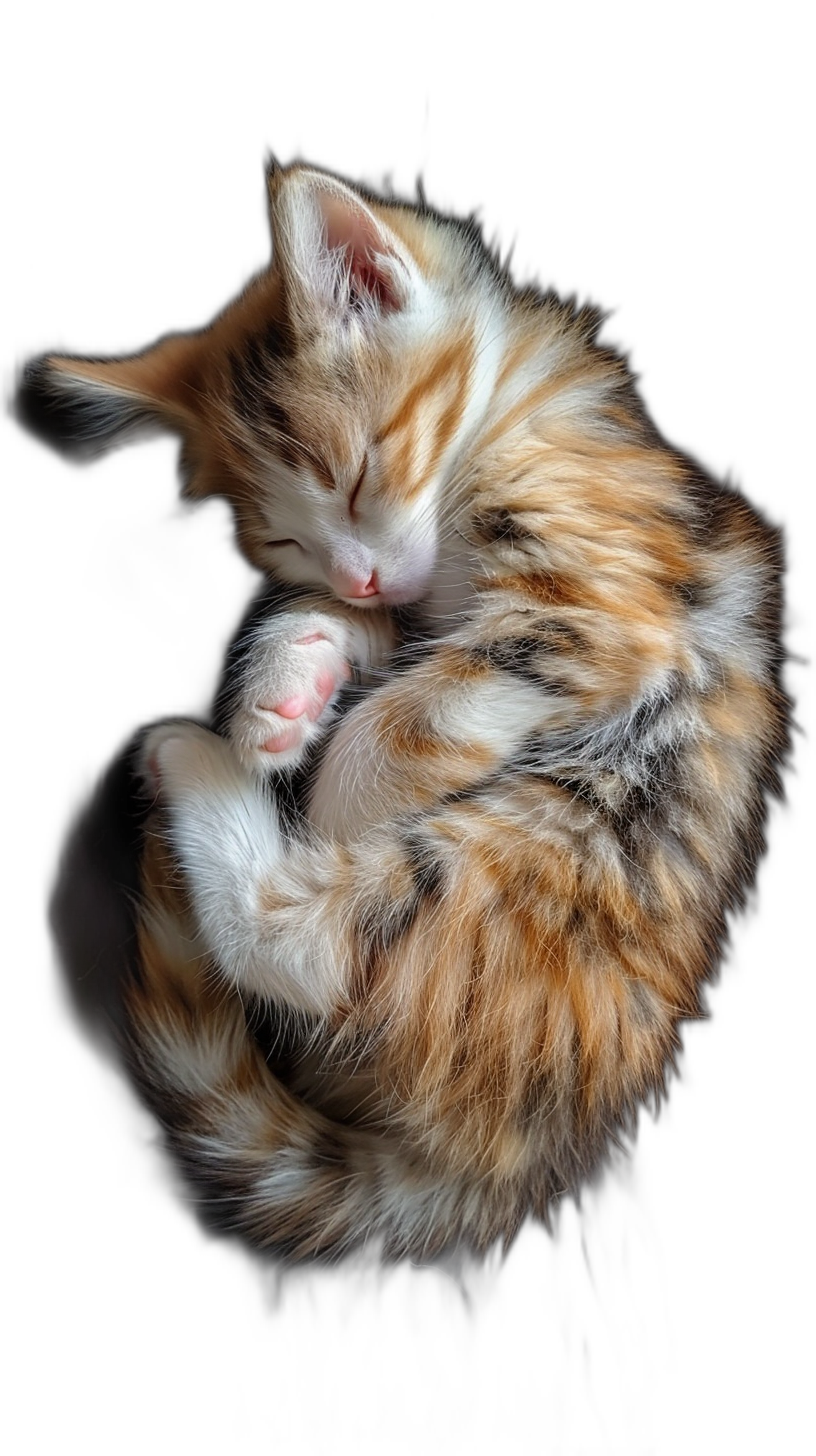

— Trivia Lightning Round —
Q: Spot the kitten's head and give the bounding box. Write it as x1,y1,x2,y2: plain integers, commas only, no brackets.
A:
20,163,497,607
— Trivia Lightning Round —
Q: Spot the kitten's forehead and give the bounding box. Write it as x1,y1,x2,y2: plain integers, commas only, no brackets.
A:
197,280,364,469
275,356,373,476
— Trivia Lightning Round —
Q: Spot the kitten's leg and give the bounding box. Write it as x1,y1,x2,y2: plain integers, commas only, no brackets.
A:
223,596,396,775
140,722,353,1015
139,636,560,1011
306,636,572,842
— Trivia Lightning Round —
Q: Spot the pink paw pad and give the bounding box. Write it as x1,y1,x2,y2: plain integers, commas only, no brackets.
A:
274,695,309,720
259,723,304,754
256,661,351,751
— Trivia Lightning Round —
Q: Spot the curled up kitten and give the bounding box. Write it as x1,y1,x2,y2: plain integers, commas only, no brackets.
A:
20,162,789,1259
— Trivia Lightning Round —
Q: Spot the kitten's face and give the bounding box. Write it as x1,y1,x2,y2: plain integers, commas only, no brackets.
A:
238,387,440,608
216,306,455,609
246,432,441,611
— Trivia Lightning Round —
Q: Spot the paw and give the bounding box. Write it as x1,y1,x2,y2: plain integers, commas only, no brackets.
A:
138,722,282,945
227,614,352,773
139,720,236,802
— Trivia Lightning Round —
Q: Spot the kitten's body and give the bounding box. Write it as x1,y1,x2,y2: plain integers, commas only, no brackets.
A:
22,163,788,1258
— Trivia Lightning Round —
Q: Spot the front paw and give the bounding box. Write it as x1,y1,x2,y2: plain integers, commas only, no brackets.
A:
227,614,352,774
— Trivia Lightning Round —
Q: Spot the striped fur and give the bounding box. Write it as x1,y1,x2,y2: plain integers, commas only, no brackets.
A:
23,163,789,1259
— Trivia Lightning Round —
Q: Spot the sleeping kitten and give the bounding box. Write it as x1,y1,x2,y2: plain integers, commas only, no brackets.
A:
20,162,789,1259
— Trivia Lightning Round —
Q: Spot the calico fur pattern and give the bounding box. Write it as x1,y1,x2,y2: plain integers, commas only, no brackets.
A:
22,162,788,1260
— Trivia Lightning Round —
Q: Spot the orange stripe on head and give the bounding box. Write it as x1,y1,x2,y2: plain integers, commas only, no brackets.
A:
377,336,475,498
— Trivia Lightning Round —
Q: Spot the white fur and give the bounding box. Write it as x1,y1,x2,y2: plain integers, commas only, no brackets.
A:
142,723,349,1015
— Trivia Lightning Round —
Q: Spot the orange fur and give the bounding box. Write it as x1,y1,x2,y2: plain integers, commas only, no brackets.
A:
20,162,789,1260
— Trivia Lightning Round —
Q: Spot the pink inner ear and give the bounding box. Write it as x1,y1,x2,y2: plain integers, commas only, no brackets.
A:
321,192,404,313
349,254,395,310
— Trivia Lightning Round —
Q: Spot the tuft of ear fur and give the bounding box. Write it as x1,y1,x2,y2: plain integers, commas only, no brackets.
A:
269,165,418,324
16,335,203,458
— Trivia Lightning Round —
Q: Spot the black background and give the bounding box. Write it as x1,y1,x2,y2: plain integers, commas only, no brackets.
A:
7,59,810,1432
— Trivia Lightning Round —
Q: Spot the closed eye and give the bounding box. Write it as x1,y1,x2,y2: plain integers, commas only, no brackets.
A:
348,453,368,520
265,538,303,551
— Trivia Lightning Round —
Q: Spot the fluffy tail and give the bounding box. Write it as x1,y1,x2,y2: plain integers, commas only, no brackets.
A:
127,824,521,1262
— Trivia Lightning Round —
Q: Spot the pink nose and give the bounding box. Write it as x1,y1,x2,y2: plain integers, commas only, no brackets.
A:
343,570,379,599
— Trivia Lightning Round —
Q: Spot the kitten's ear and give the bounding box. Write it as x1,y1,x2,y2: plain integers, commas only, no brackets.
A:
269,166,418,324
16,332,203,458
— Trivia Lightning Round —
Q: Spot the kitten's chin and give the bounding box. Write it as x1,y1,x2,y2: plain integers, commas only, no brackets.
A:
339,587,413,609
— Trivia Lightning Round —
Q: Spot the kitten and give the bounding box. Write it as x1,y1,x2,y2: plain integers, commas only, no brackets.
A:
20,162,789,1260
